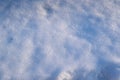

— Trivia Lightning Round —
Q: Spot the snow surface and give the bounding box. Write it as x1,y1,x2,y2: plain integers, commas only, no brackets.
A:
0,0,120,80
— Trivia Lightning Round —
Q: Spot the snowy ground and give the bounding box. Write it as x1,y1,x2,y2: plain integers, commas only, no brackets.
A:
0,0,120,80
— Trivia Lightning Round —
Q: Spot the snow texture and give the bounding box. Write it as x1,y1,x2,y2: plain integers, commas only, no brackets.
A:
0,0,120,80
